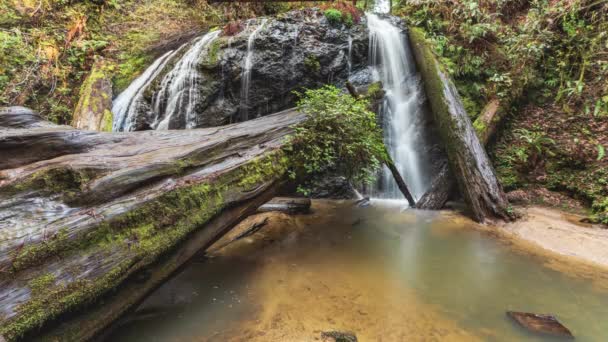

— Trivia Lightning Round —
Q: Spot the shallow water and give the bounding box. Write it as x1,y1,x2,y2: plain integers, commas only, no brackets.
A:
107,201,608,341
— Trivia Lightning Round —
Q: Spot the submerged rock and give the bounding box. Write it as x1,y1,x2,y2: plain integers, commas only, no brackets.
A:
117,9,370,131
321,331,358,342
72,57,113,131
507,311,574,338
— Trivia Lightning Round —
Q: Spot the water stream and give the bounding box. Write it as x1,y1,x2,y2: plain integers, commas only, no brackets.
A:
112,50,177,132
239,19,268,121
106,202,608,341
153,30,221,130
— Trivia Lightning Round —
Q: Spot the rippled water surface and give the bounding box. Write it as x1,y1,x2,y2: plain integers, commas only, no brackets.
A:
107,201,608,341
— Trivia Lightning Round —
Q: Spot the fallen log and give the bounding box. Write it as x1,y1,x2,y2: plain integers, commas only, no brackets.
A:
408,28,511,222
0,106,304,341
257,197,311,214
416,99,505,209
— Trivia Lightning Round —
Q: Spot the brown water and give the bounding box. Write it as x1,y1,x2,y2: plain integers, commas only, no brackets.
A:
106,201,608,341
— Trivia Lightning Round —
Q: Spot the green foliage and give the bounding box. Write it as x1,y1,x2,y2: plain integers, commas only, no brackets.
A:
324,9,343,25
304,55,320,72
285,85,387,192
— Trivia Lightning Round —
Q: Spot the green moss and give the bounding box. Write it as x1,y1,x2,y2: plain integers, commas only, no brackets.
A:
28,274,56,296
12,229,70,273
204,38,223,66
101,109,113,132
304,55,320,72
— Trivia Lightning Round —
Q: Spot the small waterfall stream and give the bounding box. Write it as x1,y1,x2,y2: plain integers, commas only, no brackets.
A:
112,50,177,131
239,19,268,121
366,3,430,201
153,30,221,130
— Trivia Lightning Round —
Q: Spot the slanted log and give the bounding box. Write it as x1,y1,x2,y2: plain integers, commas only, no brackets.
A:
408,29,511,222
416,99,506,209
0,106,304,341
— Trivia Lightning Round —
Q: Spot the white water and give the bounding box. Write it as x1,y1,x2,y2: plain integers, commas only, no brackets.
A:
347,35,353,76
239,19,267,121
152,30,221,130
367,11,429,200
112,50,176,132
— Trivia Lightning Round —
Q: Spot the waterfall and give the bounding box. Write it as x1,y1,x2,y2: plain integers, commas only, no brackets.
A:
152,30,221,130
347,35,353,76
367,13,430,201
112,50,176,132
239,19,268,121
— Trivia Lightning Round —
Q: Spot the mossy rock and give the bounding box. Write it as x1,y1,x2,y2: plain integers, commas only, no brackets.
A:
72,57,114,132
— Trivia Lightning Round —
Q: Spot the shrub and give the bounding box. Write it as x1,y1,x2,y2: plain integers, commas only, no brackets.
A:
285,85,387,193
324,9,342,25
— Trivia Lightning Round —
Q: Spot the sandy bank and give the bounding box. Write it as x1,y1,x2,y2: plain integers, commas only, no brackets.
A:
498,206,608,269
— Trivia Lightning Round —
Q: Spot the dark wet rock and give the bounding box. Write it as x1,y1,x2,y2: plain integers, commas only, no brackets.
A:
321,331,358,342
72,57,113,131
130,9,370,130
305,175,360,199
507,311,574,338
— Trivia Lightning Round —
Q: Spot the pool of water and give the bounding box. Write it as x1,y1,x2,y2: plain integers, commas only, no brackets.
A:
106,201,608,341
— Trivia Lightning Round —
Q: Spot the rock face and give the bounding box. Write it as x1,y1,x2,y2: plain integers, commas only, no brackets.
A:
116,9,370,131
72,57,113,131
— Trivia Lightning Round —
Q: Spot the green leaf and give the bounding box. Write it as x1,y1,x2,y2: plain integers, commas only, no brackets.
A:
598,144,605,161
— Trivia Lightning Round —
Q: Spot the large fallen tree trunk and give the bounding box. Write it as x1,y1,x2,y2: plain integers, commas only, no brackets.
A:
416,99,505,209
0,106,304,341
408,29,511,223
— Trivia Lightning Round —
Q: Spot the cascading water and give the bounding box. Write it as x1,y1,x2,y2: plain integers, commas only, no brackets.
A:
347,35,353,76
152,30,221,130
112,50,177,132
367,3,430,201
239,19,268,121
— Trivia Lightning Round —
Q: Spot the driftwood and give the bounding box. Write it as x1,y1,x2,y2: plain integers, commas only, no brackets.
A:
257,197,311,214
408,28,511,222
0,106,304,341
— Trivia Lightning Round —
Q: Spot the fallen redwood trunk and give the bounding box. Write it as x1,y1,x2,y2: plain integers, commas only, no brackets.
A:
408,29,511,222
416,100,503,209
258,197,311,214
0,106,304,341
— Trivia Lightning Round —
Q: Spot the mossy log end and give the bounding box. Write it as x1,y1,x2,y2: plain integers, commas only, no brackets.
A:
408,28,511,223
0,106,304,341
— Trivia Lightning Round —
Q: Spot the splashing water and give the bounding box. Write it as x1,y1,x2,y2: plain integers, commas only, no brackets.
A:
367,13,430,200
152,30,221,130
239,19,268,121
112,50,176,132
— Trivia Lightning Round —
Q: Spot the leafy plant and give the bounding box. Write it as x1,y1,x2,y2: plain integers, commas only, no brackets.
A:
514,128,555,166
324,9,342,25
285,85,387,192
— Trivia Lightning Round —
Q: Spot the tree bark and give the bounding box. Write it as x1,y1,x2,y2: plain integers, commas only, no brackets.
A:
408,29,511,223
0,106,304,341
